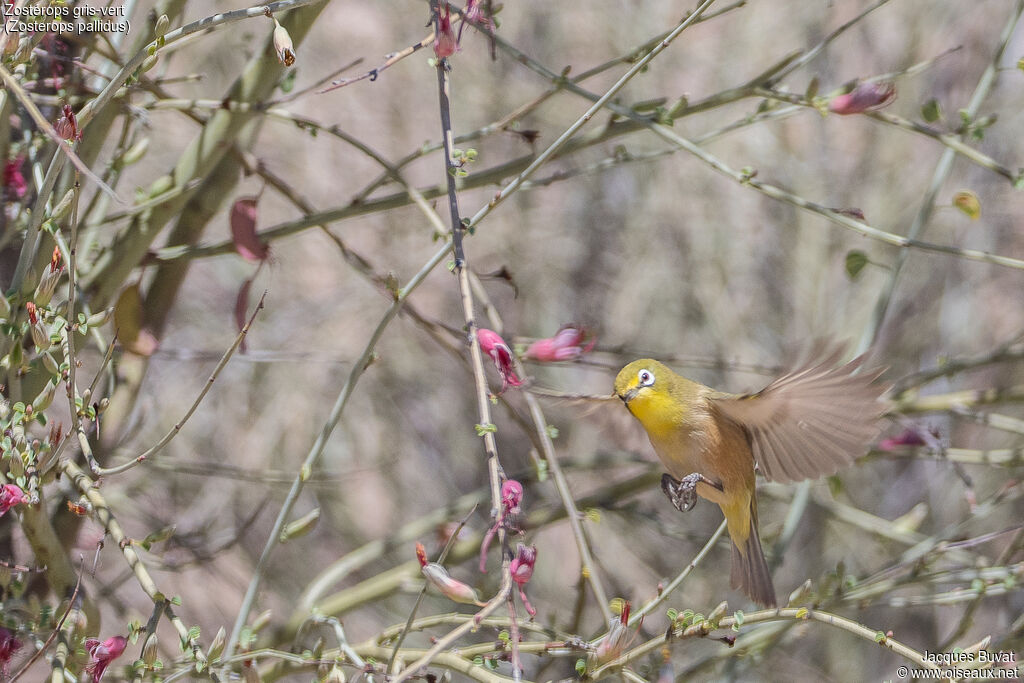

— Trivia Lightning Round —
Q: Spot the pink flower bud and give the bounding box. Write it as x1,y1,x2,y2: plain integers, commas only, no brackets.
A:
464,0,490,26
523,324,596,362
421,562,483,605
0,484,26,516
477,329,524,393
510,544,536,587
828,82,895,115
501,479,523,515
85,635,127,682
434,5,457,58
55,104,82,141
591,603,636,665
510,544,537,616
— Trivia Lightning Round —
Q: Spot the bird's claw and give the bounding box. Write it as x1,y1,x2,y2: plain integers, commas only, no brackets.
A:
662,473,696,512
661,473,720,513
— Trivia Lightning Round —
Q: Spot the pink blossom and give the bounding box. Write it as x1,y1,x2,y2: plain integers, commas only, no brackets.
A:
85,635,127,683
416,543,482,605
477,329,524,393
878,425,939,451
828,82,895,115
0,627,22,677
55,104,82,142
591,602,642,665
433,5,457,58
463,0,491,28
523,324,596,362
0,484,26,517
501,479,523,515
480,479,525,572
3,156,27,199
510,544,537,616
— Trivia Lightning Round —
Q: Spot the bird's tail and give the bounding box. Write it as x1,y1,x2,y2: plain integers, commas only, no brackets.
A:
729,513,777,607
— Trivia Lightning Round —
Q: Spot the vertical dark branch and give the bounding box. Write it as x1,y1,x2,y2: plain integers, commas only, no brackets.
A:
432,0,466,269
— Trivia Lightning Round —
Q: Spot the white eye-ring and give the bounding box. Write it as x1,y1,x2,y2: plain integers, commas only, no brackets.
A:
638,369,655,387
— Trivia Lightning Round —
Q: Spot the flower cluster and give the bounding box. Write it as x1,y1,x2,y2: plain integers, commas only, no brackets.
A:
477,324,596,394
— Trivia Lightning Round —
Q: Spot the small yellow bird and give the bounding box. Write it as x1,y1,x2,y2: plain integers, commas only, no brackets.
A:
614,347,887,607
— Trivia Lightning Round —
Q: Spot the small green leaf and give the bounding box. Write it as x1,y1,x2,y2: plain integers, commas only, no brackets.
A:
1018,57,1024,72
142,525,176,548
952,190,981,220
575,658,587,675
535,458,548,482
474,423,497,436
874,631,887,643
733,610,744,626
666,608,679,621
280,507,321,542
805,76,819,100
845,250,869,279
921,98,942,123
795,607,809,619
545,425,559,440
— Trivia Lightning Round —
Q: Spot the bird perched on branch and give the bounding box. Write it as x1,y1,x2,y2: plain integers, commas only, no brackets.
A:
614,346,888,607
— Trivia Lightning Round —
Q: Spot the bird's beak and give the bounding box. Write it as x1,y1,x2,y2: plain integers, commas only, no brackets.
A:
618,387,639,404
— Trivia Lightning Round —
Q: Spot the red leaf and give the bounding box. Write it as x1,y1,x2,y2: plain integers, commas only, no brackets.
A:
230,197,269,262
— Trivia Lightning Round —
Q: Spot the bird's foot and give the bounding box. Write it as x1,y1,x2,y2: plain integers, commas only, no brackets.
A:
660,473,720,513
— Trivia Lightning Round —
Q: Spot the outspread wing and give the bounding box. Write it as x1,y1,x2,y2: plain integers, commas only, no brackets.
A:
711,346,889,484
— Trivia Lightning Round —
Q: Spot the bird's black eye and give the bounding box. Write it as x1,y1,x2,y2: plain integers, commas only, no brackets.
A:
638,369,655,387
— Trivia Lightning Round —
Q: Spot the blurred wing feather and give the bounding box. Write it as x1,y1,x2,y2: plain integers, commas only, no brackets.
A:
712,347,889,483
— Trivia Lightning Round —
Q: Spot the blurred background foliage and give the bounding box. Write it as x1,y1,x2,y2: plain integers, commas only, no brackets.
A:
1,0,1023,680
